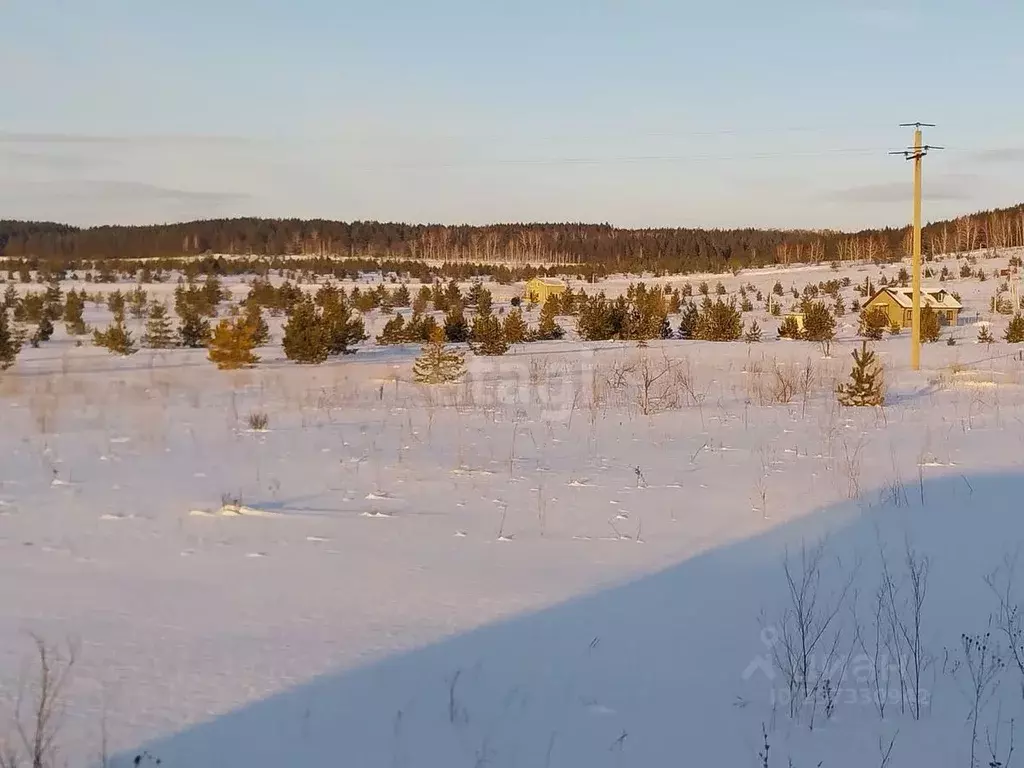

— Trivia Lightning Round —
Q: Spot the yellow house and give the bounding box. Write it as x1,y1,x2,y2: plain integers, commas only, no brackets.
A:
525,277,567,304
865,287,962,329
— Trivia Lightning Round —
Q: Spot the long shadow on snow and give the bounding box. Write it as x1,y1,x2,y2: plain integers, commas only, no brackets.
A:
121,471,1022,768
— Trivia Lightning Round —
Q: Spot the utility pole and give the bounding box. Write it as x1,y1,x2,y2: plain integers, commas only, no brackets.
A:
891,124,943,371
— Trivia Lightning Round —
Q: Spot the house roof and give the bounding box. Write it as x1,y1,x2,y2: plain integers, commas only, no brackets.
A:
870,287,962,310
528,277,567,287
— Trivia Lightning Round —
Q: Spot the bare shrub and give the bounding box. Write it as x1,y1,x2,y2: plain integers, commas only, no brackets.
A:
0,637,76,768
771,363,797,404
633,354,679,415
246,410,269,431
955,624,1006,768
985,551,1024,700
769,540,856,724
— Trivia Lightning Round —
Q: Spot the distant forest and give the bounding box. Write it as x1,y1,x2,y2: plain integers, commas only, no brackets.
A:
2,203,1022,277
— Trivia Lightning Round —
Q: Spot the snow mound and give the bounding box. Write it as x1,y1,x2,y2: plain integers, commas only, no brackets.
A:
188,504,278,518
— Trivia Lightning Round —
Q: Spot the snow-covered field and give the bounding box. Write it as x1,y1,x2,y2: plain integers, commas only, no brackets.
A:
3,250,1024,767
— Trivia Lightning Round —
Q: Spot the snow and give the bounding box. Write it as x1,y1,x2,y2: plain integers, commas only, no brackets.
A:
2,249,1024,766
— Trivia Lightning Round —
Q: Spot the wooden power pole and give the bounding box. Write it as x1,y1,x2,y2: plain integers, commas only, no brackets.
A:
892,124,943,371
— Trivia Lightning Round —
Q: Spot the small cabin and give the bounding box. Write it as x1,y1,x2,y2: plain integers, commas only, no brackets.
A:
525,277,567,305
865,287,962,329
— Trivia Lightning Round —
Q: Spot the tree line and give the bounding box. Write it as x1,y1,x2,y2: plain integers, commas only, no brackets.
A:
2,202,1023,277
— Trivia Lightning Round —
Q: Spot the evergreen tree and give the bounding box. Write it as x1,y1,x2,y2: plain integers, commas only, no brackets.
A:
178,307,211,348
413,326,466,383
283,296,329,363
444,279,462,310
392,284,411,307
888,320,901,336
1005,314,1024,343
467,281,486,308
559,287,578,315
744,320,762,343
536,295,565,340
778,315,801,339
836,342,885,407
677,302,699,339
2,284,17,311
694,298,743,341
127,286,149,319
977,325,995,346
320,290,367,355
801,301,836,343
920,306,941,343
43,280,63,322
0,309,17,370
475,287,493,317
243,303,270,346
35,315,54,343
667,289,682,314
207,318,259,370
143,304,175,349
859,306,889,340
106,290,125,316
413,285,431,313
407,312,439,342
502,308,528,345
471,313,508,355
93,309,137,355
625,283,667,341
443,304,471,343
63,289,87,335
376,313,408,345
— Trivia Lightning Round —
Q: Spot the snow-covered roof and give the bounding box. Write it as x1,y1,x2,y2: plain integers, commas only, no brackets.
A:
871,287,962,310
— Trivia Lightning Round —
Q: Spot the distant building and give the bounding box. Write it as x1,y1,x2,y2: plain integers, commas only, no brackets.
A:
525,277,567,304
865,287,962,328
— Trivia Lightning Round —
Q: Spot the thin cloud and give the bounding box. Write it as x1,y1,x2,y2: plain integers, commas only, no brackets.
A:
825,177,976,205
4,179,249,205
971,147,1024,164
0,131,258,146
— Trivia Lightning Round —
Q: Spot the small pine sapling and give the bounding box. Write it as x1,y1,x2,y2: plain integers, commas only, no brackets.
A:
744,321,762,343
0,308,18,369
977,325,995,346
1005,314,1024,343
859,306,888,340
142,304,175,349
920,306,941,343
93,309,138,356
470,313,508,356
207,317,259,370
178,307,211,348
836,341,885,407
501,308,528,345
282,296,329,363
413,326,465,384
244,303,271,346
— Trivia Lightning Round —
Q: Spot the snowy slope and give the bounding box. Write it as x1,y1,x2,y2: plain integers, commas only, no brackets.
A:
1,251,1024,766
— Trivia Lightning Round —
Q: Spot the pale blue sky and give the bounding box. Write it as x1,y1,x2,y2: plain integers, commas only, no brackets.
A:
2,0,1022,229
